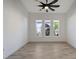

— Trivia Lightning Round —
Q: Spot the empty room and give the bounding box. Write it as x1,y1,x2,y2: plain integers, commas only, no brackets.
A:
3,0,76,59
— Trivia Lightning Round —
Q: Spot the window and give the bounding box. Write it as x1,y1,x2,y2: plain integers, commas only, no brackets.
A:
45,20,51,36
53,20,60,36
35,20,60,37
35,20,42,37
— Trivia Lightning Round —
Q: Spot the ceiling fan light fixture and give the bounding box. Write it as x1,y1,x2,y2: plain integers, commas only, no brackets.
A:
45,6,48,10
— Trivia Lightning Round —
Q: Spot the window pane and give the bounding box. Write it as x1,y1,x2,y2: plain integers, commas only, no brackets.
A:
53,20,60,36
35,20,42,37
45,20,51,36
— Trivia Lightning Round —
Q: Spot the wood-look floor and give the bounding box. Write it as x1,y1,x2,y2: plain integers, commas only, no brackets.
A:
6,42,76,59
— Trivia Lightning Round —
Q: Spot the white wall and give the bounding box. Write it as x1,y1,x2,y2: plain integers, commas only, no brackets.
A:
28,13,66,42
66,1,76,48
3,0,28,58
67,11,76,48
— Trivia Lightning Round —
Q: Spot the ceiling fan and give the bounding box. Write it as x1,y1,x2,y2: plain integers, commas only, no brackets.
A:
35,0,60,12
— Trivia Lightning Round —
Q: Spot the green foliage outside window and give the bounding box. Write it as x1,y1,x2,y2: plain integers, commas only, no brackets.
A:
53,21,59,30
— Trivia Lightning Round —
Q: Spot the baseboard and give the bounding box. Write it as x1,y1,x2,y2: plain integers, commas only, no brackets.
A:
28,41,67,43
67,42,76,49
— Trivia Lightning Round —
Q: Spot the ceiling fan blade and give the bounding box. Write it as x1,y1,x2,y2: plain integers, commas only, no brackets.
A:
38,5,43,7
48,7,55,11
49,0,58,5
39,1,45,5
35,0,39,2
42,6,45,9
35,0,45,5
50,5,60,7
40,7,45,11
46,0,48,4
38,5,45,10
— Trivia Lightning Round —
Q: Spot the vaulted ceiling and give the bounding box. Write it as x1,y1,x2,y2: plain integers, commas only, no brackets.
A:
20,0,75,13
